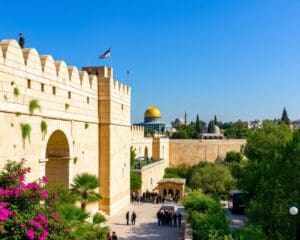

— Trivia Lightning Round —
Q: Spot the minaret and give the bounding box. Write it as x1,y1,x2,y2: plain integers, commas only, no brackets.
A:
184,111,188,126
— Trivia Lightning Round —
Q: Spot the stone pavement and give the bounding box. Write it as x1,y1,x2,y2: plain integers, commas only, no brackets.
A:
107,202,185,240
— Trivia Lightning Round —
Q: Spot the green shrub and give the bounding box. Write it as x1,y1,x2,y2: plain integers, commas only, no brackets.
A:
224,151,243,163
233,225,265,240
130,172,141,191
184,190,229,240
84,122,89,129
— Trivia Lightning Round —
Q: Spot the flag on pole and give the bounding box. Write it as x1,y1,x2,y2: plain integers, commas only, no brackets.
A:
99,48,111,59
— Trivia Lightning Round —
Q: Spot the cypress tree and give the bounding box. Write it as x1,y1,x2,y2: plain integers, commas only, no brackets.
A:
214,115,218,125
281,107,290,125
195,114,201,134
207,120,215,133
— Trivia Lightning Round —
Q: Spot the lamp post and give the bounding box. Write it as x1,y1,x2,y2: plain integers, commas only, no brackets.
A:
289,205,298,240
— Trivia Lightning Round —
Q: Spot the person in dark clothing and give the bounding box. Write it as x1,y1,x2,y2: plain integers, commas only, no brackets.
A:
131,211,137,225
106,232,112,240
112,231,118,240
173,212,178,227
126,211,130,225
18,33,25,48
178,212,182,227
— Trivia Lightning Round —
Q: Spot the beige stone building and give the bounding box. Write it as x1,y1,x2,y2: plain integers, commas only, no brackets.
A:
0,39,245,216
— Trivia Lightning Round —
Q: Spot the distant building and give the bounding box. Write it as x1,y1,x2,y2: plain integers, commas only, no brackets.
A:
171,117,185,129
135,106,165,133
244,120,262,130
292,120,300,129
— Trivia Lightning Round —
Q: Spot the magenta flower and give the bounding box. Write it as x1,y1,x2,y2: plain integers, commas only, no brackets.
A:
36,214,48,227
0,202,12,221
42,176,48,183
40,190,48,199
29,219,43,229
38,230,49,240
0,188,4,196
26,228,35,240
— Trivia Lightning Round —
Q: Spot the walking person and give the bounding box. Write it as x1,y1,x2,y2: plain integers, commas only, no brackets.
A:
18,33,25,48
131,211,137,225
112,231,118,240
126,211,130,225
173,212,178,227
178,212,182,227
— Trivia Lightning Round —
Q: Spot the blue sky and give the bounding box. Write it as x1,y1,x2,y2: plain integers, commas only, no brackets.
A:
1,0,300,124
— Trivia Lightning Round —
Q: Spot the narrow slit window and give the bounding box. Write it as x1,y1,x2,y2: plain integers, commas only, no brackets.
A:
41,83,44,92
27,79,31,89
52,86,56,95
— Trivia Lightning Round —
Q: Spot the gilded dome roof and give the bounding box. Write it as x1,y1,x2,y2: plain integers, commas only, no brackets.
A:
144,106,161,118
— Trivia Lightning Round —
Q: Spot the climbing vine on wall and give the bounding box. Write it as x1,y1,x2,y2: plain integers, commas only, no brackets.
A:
40,120,48,140
13,87,20,97
65,103,70,111
84,122,89,129
20,123,31,148
29,99,41,114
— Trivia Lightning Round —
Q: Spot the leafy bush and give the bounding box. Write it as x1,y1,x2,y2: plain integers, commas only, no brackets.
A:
184,190,229,240
130,172,141,191
233,225,265,240
189,163,236,195
224,151,243,163
0,160,108,240
13,87,20,97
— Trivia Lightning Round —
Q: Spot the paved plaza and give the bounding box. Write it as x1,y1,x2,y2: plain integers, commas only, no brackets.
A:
107,202,185,240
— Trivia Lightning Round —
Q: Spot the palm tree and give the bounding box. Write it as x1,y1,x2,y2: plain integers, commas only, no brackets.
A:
71,173,102,210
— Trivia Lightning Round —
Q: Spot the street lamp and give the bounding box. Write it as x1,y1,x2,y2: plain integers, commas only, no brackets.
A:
289,205,298,240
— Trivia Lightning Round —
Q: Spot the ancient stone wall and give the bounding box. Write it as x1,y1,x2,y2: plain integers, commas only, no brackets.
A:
169,139,246,166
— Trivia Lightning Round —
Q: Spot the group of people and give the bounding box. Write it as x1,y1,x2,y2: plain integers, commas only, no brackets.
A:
125,211,137,225
106,231,118,240
157,210,182,227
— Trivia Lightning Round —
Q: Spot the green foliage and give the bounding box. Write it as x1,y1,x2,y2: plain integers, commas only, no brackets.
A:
130,172,141,191
58,203,89,223
224,151,243,163
20,123,31,147
65,103,70,111
237,122,298,239
40,120,47,140
233,224,265,240
189,163,236,195
208,120,216,133
184,190,229,240
280,107,290,125
73,156,78,164
84,122,89,129
92,213,106,225
13,87,20,97
3,94,8,101
224,121,251,139
29,99,41,114
46,184,77,205
71,173,102,210
171,129,189,139
195,114,202,134
164,164,193,181
144,128,155,136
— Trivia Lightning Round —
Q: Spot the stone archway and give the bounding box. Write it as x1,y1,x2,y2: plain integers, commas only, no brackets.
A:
45,130,70,187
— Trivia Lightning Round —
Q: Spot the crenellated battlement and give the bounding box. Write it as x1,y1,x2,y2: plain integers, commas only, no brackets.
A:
0,40,97,92
131,125,144,132
83,66,131,96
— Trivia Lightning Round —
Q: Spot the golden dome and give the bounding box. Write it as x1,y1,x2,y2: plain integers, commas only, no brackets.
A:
144,106,161,118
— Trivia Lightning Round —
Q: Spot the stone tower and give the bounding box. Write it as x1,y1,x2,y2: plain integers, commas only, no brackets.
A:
83,66,131,215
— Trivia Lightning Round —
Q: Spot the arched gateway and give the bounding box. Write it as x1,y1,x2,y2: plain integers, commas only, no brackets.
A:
45,130,70,187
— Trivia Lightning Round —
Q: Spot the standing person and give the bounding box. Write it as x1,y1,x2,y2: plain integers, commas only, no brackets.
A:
112,231,118,240
173,212,178,227
178,212,182,227
126,211,130,225
131,211,137,225
18,33,25,48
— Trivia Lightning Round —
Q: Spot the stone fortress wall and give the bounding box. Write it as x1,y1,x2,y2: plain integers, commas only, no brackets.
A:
169,139,246,166
0,39,131,215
